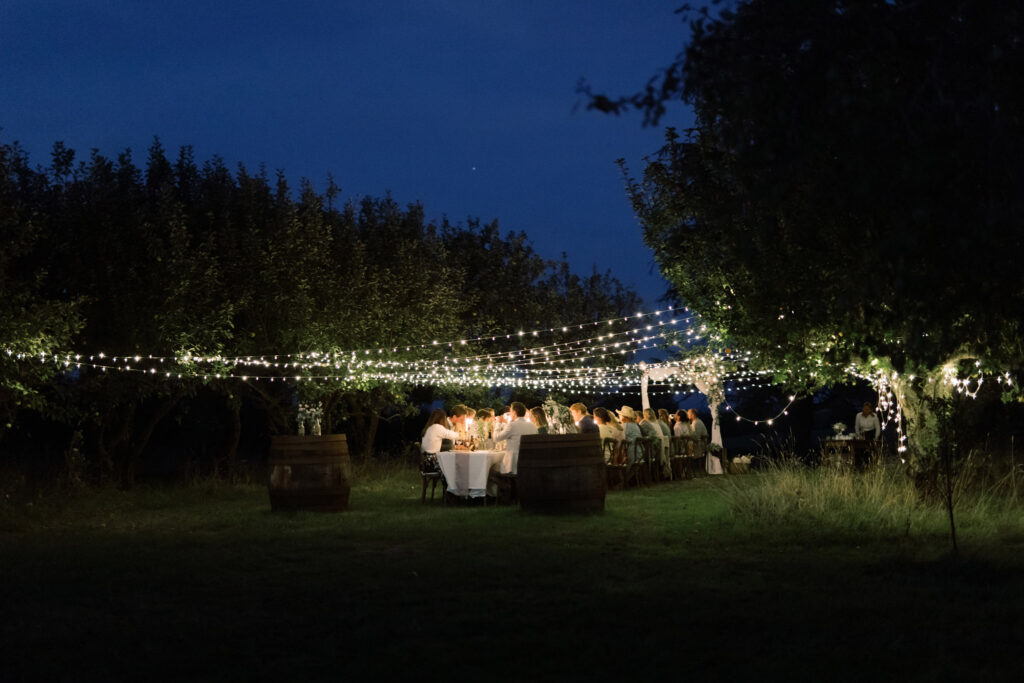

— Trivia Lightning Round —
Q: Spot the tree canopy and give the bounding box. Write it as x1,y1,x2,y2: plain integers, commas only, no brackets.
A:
592,0,1024,382
0,136,641,478
584,0,1024,459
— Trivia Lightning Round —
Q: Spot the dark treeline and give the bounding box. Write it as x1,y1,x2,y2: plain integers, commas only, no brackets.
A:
0,137,642,483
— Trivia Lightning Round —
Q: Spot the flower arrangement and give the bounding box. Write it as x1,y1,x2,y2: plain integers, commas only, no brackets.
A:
709,442,724,455
727,453,753,474
542,399,576,434
298,401,323,436
832,422,846,436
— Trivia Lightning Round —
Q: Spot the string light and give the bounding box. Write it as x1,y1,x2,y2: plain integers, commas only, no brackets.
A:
721,395,797,426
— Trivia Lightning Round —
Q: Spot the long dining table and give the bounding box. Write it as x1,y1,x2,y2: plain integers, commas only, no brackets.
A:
436,449,506,498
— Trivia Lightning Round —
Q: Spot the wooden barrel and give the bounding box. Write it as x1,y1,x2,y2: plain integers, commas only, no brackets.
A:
268,434,352,511
517,433,606,514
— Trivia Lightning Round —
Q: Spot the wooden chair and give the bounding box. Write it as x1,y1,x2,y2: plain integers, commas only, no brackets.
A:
639,437,660,484
604,438,627,490
685,436,711,478
492,472,518,505
623,438,649,488
419,449,446,504
669,436,688,480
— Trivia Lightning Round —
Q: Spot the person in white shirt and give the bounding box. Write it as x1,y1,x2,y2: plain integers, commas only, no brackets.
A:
491,401,539,474
593,407,623,441
855,403,881,439
421,409,461,456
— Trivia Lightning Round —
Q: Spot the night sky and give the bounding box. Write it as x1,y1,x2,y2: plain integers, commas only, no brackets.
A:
1,0,695,306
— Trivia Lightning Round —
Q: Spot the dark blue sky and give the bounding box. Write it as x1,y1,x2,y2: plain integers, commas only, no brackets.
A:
1,0,694,305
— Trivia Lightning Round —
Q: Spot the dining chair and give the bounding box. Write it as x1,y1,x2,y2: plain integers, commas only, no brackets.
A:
669,436,688,480
686,436,710,478
491,472,518,505
624,438,649,488
640,437,660,483
419,448,446,504
604,438,627,490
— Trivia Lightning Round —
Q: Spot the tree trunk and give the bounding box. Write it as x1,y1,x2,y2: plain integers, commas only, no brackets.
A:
362,411,380,460
218,398,242,479
708,397,723,448
894,375,950,468
123,394,182,486
694,377,725,448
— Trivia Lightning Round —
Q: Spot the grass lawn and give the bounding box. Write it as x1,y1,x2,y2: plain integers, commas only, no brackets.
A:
2,466,1022,681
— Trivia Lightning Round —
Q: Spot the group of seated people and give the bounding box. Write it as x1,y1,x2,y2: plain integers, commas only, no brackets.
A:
420,401,710,472
420,401,541,468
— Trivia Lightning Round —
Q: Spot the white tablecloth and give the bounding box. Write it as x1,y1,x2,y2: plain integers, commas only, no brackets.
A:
436,450,505,498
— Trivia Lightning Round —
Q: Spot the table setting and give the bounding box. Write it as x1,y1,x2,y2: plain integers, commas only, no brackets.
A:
436,447,507,498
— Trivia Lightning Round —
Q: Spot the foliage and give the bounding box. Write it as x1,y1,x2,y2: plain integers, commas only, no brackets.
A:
587,1,1024,462
0,135,642,477
0,142,83,431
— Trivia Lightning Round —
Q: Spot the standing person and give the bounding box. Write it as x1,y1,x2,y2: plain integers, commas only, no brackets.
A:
855,402,880,440
570,403,599,434
492,401,539,474
530,406,549,435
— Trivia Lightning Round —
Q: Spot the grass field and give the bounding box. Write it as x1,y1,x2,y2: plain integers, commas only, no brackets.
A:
2,464,1022,681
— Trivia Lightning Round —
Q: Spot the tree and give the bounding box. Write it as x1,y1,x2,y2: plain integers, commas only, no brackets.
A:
0,141,82,435
1,132,645,473
587,0,1024,465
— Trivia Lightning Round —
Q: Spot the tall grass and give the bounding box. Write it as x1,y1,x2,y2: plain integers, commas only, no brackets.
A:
721,458,1024,547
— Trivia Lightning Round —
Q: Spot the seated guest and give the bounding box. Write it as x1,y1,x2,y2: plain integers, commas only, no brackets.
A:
421,409,463,470
657,409,673,437
673,410,690,437
643,408,671,477
570,402,599,434
530,406,549,435
593,407,622,440
495,406,509,426
492,401,539,473
616,406,643,463
474,408,494,441
686,408,709,456
450,404,470,444
639,408,662,440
